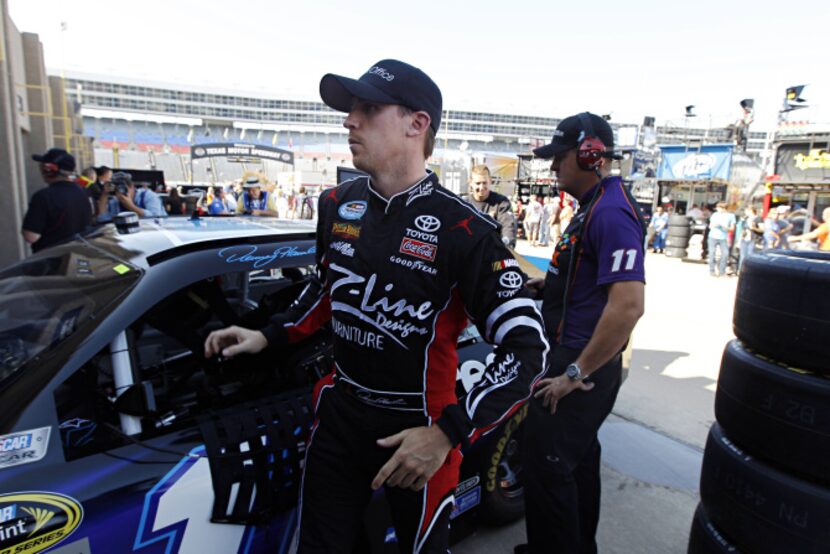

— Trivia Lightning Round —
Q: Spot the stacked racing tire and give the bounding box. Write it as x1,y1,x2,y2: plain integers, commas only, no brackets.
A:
690,250,830,553
665,214,691,258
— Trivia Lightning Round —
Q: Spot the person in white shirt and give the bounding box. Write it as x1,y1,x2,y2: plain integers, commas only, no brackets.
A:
524,194,543,245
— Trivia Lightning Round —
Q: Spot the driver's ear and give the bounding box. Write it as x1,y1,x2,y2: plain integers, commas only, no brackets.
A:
406,111,431,138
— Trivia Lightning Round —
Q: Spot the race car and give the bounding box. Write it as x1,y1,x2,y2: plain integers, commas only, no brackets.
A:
0,215,527,554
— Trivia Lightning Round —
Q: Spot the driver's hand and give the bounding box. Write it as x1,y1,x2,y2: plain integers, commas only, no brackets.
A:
372,426,453,491
204,326,268,359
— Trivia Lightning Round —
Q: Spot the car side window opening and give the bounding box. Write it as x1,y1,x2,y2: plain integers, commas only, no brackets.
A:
54,264,332,461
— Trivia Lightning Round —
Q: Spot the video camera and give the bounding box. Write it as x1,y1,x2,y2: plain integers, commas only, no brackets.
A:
108,172,132,196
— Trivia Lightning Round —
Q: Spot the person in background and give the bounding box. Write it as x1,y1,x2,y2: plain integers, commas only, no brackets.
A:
649,205,669,253
789,206,830,251
98,172,168,222
763,209,782,250
275,188,290,218
208,187,231,215
515,197,525,240
548,196,562,246
521,112,645,554
559,197,575,231
774,205,794,245
78,166,97,191
737,206,763,272
22,148,91,253
463,164,517,247
687,204,704,219
538,196,552,247
236,177,278,216
707,202,735,276
524,194,543,246
165,187,185,215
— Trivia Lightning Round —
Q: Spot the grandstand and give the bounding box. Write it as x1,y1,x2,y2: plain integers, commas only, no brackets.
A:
61,71,774,186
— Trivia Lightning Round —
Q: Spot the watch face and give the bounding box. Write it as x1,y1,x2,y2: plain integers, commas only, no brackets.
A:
566,364,580,380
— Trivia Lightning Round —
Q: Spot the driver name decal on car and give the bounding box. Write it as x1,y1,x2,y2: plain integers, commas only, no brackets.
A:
0,492,83,554
0,427,51,469
218,245,316,269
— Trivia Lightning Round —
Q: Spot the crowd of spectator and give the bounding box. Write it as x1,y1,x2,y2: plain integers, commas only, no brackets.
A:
19,149,320,257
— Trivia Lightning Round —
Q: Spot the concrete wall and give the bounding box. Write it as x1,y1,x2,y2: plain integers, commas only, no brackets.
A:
0,1,93,268
0,0,30,267
22,32,52,201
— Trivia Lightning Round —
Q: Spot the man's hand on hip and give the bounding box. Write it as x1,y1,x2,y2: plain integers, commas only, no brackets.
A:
533,374,594,415
372,425,453,491
204,326,268,359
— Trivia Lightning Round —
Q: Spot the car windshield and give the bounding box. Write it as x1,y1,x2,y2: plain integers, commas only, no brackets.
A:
0,242,140,384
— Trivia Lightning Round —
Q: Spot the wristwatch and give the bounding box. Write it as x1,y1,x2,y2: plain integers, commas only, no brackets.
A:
565,362,584,381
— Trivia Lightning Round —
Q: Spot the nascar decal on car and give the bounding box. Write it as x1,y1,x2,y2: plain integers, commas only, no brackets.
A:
218,244,316,269
492,258,519,272
332,222,361,239
330,241,355,258
399,238,437,262
0,491,83,554
329,263,432,350
0,427,50,469
497,271,524,298
337,201,367,221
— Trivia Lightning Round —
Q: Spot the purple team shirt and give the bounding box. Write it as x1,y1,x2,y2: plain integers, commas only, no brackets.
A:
542,176,645,349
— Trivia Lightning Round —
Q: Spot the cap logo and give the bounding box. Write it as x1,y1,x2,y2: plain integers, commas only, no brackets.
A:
552,130,564,137
577,131,586,142
368,66,395,81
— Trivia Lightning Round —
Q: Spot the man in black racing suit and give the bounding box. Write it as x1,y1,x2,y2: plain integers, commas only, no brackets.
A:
205,59,548,554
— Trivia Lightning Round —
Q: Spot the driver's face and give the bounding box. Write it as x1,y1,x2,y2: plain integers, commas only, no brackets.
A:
469,173,491,202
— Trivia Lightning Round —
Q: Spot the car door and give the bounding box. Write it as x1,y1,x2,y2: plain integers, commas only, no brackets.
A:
0,237,320,554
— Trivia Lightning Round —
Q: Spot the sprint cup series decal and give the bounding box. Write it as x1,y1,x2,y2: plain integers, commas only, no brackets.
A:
0,492,83,554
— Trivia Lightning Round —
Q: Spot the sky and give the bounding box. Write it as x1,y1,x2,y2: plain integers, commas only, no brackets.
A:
8,0,829,132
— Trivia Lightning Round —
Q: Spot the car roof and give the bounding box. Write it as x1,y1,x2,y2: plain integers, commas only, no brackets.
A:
80,216,316,268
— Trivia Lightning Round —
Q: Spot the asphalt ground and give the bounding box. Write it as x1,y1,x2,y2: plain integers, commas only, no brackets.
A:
453,240,739,553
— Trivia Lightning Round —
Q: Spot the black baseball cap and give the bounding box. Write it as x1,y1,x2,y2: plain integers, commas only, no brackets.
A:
32,148,76,171
320,59,443,132
533,112,615,159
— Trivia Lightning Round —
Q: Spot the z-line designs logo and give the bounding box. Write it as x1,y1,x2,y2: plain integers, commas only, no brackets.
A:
329,263,433,350
406,181,433,206
332,222,361,239
0,491,83,554
218,245,316,269
399,238,437,262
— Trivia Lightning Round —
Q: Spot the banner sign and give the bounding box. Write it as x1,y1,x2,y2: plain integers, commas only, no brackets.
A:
774,141,830,183
190,143,294,165
657,144,732,180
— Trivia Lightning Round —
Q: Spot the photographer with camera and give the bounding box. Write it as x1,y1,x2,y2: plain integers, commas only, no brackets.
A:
97,171,167,223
